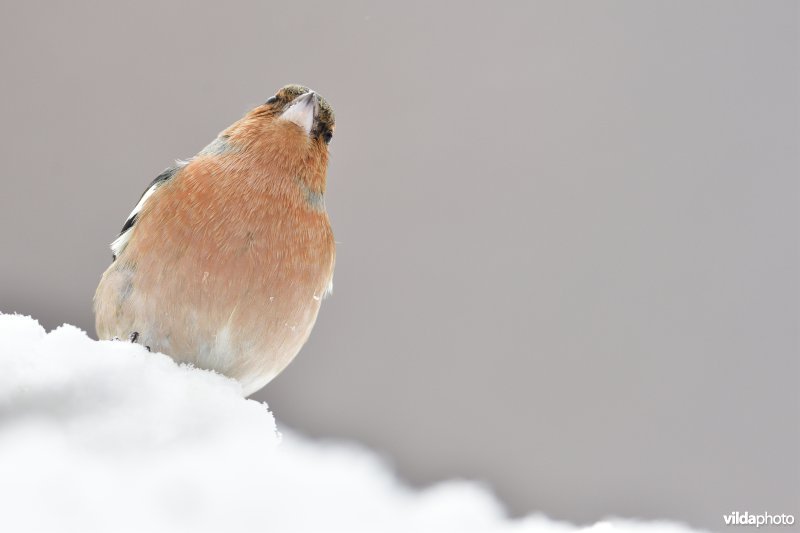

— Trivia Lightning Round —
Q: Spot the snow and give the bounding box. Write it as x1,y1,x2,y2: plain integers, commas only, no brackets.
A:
0,313,701,533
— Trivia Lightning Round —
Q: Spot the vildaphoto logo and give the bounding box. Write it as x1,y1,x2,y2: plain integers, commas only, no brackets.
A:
723,511,795,527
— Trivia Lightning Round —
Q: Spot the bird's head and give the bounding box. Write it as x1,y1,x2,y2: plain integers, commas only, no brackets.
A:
218,85,335,187
263,84,335,145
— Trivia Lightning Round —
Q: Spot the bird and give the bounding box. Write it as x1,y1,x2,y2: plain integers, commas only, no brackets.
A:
94,85,336,396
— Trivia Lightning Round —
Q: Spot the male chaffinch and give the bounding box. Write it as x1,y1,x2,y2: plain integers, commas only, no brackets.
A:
94,85,336,396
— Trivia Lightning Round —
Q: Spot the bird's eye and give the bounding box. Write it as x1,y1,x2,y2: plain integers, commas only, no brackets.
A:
265,96,279,105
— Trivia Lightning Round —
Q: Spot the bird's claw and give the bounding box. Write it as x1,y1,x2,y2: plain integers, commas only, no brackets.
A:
127,331,151,352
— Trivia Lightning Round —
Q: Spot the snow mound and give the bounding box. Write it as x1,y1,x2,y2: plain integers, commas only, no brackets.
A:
0,314,701,533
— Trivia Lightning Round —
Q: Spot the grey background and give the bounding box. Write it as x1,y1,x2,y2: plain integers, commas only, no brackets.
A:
0,1,797,531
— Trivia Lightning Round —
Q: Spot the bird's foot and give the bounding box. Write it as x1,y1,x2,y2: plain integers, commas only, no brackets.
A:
128,331,151,352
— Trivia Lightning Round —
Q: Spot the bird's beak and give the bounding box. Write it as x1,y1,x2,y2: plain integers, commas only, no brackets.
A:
279,91,319,136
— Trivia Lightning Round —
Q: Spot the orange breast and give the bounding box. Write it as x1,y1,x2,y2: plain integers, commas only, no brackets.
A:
94,155,335,394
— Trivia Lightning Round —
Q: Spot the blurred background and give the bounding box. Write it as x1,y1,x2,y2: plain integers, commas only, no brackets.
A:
0,1,797,531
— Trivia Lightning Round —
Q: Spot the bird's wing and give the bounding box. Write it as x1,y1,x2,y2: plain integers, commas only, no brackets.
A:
110,163,185,260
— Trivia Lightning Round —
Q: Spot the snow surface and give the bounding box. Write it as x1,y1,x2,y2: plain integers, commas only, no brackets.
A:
0,313,702,533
